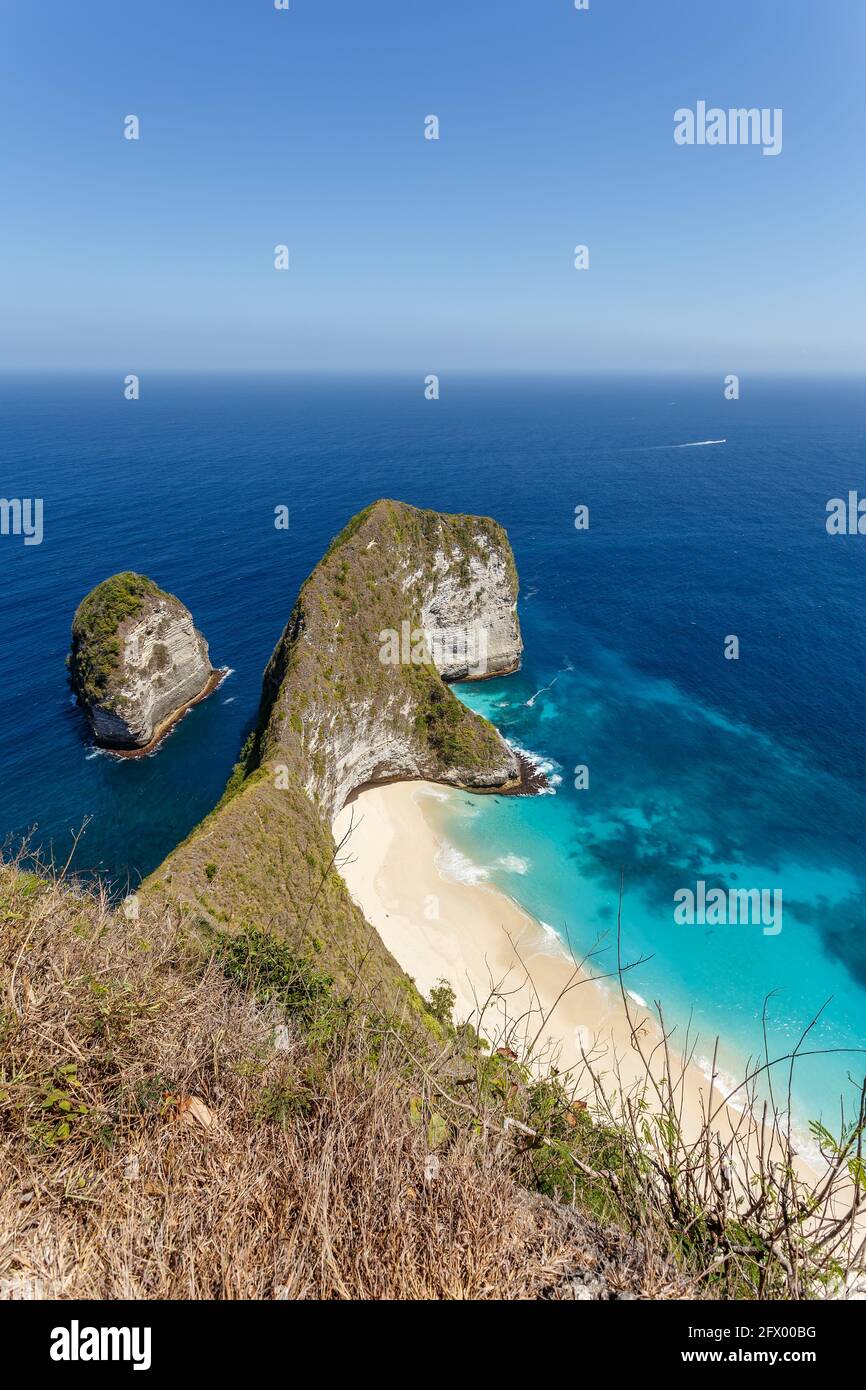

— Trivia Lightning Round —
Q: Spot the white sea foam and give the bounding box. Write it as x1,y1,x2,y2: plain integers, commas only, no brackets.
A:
540,920,567,949
694,1057,827,1170
789,1123,825,1173
538,920,575,963
626,989,648,1008
496,853,529,875
417,785,450,803
435,843,489,886
673,439,726,448
507,740,563,794
693,1057,824,1169
222,696,235,704
696,1056,748,1115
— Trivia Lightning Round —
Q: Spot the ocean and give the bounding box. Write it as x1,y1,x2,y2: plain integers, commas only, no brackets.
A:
1,370,865,1135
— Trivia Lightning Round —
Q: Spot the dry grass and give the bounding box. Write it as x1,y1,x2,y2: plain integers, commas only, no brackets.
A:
0,862,676,1300
4,857,862,1301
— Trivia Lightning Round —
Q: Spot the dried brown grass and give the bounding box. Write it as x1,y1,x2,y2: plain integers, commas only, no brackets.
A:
0,863,673,1300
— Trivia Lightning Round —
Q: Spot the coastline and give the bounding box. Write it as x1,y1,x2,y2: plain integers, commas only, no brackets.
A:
333,780,822,1176
97,667,229,760
342,748,548,805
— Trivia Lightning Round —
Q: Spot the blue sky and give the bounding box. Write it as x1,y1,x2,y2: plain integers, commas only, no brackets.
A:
1,0,864,371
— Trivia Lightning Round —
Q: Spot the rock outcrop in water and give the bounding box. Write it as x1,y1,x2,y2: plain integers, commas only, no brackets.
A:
70,572,217,752
144,500,528,988
257,499,525,819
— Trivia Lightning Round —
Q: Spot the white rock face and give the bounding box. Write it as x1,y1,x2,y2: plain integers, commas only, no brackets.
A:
77,593,214,749
308,693,519,823
421,537,522,680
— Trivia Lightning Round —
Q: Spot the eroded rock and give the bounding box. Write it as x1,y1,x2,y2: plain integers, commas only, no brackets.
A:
70,572,216,751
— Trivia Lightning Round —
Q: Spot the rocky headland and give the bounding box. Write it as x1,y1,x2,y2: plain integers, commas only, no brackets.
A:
144,499,534,989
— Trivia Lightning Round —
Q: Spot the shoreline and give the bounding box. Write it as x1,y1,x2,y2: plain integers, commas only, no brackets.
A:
342,749,548,807
94,667,230,761
333,779,823,1179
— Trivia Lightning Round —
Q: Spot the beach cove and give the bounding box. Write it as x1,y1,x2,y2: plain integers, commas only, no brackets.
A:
333,778,802,1162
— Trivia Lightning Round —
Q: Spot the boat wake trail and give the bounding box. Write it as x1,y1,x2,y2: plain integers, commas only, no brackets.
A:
526,675,559,708
627,439,727,452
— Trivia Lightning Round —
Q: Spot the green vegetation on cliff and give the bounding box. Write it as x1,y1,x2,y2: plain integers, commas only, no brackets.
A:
255,498,519,786
143,500,521,994
69,571,160,704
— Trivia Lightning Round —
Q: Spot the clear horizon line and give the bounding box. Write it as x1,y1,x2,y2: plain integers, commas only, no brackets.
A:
2,365,865,379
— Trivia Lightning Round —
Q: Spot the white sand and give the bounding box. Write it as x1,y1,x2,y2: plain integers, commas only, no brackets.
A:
333,780,754,1140
334,778,836,1215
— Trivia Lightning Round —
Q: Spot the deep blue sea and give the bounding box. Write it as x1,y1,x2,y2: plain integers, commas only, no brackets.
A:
2,371,865,1137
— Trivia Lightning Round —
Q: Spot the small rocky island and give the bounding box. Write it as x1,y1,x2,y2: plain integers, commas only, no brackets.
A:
70,572,219,754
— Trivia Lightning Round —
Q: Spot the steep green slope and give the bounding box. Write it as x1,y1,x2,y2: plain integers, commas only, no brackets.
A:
144,500,524,992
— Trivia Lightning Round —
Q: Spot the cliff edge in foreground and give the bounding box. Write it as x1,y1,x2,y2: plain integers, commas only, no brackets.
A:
144,500,526,988
70,572,217,752
2,502,852,1302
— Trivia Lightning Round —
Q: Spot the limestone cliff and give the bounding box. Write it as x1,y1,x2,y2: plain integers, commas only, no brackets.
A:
144,501,526,988
70,572,216,751
257,499,524,820
420,536,521,680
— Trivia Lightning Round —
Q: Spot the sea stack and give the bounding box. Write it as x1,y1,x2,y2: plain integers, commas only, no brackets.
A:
256,499,525,818
70,572,217,752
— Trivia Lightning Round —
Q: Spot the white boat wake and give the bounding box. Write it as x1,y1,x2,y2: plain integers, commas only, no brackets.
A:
526,675,559,708
629,439,727,452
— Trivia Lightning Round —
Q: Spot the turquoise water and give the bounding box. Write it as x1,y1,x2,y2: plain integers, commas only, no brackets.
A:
2,371,865,1137
450,658,866,1139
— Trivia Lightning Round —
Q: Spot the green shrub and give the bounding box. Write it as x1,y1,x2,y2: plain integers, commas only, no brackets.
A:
427,979,456,1025
70,572,160,703
215,927,333,1025
256,1075,315,1126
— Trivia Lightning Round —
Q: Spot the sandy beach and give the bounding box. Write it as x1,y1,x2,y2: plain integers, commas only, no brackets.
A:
333,779,772,1151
